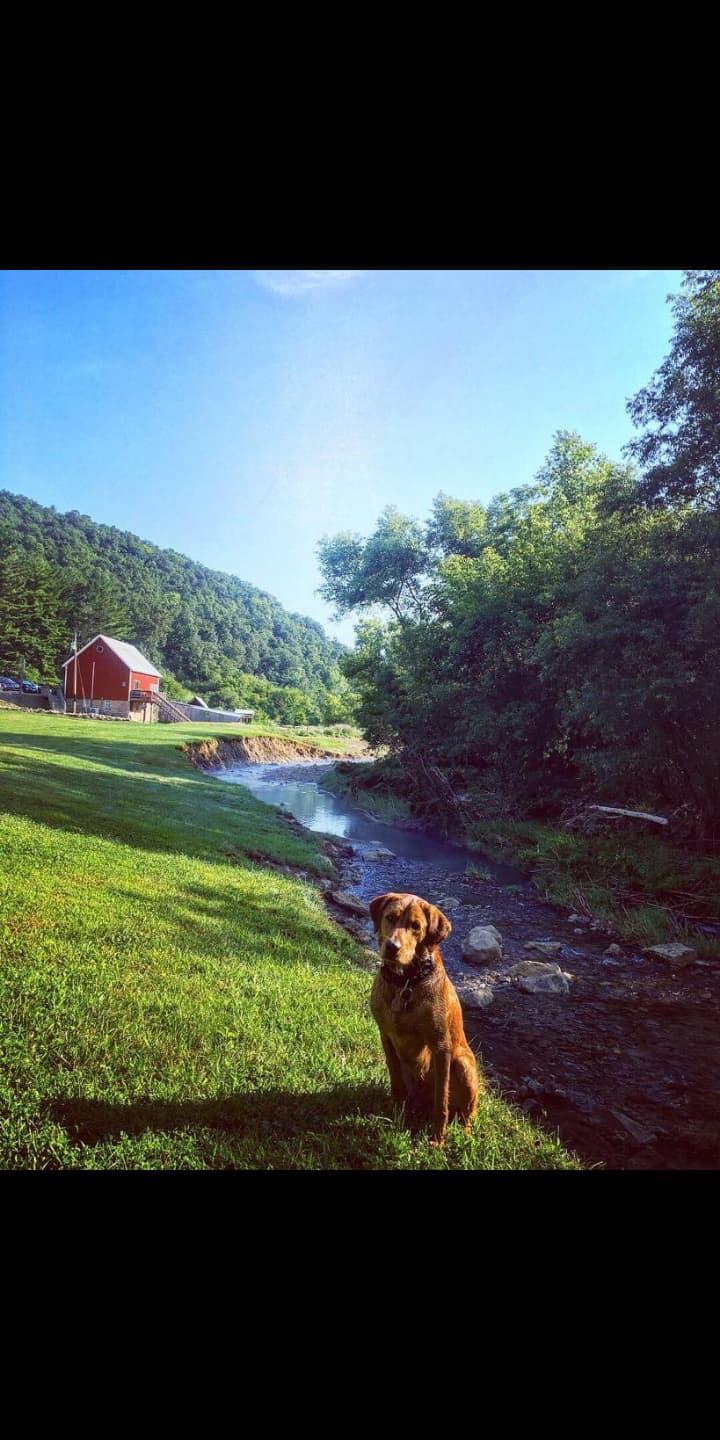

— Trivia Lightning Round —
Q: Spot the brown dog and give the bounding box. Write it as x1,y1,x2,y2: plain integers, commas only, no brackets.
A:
369,892,480,1145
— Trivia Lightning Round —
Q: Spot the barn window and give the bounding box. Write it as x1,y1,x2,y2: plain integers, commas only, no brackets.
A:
96,644,104,654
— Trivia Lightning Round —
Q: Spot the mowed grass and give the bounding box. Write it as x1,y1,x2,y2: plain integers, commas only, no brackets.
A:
0,713,577,1169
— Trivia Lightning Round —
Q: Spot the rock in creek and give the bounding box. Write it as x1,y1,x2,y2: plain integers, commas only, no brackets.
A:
461,982,494,1008
507,961,573,995
462,925,503,965
641,943,697,969
326,890,370,917
523,941,563,958
609,1110,658,1146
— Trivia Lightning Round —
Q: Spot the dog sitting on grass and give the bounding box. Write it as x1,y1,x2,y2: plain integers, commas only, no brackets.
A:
369,892,481,1146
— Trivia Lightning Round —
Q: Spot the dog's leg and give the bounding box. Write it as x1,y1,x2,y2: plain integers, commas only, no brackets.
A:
380,1034,407,1105
450,1053,480,1133
431,1046,452,1146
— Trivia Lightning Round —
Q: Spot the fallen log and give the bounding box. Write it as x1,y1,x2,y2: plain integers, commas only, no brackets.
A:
587,806,668,826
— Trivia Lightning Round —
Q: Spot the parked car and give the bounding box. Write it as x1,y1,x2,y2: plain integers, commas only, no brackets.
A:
0,676,20,690
21,680,40,693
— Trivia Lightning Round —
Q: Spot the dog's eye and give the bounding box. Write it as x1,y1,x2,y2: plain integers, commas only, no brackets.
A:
411,921,421,932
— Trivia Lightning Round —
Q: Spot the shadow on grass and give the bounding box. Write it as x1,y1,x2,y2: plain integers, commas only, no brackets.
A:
49,1084,388,1142
47,1085,403,1168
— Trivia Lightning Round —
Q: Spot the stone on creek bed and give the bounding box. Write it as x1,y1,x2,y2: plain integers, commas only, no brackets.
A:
506,960,574,995
642,943,697,970
325,889,370,917
461,925,503,965
458,980,495,1008
352,846,396,861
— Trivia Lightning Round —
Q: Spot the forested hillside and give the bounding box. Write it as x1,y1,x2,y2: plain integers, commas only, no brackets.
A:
0,494,356,722
318,270,720,839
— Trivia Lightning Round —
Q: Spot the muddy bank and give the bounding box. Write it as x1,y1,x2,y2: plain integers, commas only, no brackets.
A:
184,736,362,769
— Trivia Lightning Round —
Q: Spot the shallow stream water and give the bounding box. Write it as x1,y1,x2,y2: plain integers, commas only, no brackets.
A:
220,760,525,884
213,759,720,1169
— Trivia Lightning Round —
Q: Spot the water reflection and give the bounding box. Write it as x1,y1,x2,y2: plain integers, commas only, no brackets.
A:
220,763,525,885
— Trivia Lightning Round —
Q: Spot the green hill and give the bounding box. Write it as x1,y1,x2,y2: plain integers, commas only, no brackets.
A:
0,490,355,723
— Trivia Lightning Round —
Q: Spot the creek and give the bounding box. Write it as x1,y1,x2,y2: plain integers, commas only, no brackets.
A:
220,759,525,884
213,758,720,1170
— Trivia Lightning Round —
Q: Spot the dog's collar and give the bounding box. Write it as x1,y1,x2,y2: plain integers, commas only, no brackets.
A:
380,951,436,992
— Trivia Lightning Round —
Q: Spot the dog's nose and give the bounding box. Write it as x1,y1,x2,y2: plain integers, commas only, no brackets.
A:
384,939,400,957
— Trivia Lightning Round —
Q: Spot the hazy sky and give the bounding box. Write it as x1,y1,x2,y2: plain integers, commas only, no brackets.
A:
0,268,683,645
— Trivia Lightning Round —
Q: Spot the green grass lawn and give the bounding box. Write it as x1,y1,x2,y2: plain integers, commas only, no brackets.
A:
0,712,578,1169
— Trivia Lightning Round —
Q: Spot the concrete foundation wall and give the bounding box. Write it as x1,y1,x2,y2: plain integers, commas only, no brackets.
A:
72,699,130,718
0,690,51,710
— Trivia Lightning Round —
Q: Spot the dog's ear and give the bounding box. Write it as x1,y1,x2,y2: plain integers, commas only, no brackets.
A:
369,894,392,936
422,902,452,948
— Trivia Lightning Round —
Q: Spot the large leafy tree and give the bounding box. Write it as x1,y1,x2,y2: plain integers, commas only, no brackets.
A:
317,506,428,626
624,270,720,509
318,430,720,833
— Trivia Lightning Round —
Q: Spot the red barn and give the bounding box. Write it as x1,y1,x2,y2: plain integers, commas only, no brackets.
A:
62,635,160,722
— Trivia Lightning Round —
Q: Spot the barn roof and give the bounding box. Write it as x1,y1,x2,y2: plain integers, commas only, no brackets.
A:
62,635,160,676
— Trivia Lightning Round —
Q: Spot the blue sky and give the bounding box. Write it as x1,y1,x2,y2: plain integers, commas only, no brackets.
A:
0,268,683,645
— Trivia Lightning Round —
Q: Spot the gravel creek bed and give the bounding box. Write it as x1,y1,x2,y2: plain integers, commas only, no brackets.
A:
224,761,720,1171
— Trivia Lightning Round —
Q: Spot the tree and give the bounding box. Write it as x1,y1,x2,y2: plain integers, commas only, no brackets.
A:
317,506,428,625
426,494,487,559
624,270,720,509
67,571,130,647
0,542,66,678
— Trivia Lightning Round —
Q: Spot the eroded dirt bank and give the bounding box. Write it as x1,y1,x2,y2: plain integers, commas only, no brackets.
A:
184,736,363,768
